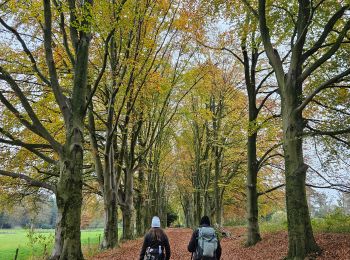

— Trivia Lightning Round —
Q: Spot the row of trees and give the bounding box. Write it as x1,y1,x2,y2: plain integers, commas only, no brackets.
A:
177,2,350,259
0,1,349,260
0,0,213,258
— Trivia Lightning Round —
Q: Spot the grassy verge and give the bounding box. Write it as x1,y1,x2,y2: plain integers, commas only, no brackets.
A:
259,221,287,233
0,228,104,260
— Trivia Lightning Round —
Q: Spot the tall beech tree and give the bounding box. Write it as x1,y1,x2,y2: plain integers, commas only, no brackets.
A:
86,0,128,249
255,0,350,258
0,0,96,258
192,4,282,244
223,11,282,245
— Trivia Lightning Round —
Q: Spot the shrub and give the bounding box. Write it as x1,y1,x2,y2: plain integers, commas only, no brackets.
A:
25,226,54,258
259,211,288,233
312,208,350,233
270,211,287,224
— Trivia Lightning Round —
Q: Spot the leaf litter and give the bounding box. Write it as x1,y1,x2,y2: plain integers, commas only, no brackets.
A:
92,227,350,259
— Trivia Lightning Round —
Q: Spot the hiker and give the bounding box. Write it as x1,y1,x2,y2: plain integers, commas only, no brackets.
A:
140,216,171,260
188,216,222,260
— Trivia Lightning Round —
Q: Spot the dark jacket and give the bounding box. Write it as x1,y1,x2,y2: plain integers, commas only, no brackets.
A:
187,224,222,260
139,230,171,260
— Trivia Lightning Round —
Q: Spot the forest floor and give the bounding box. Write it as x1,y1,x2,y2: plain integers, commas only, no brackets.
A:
91,227,350,260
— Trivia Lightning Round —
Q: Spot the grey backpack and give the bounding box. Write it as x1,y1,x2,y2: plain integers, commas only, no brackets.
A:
196,227,218,259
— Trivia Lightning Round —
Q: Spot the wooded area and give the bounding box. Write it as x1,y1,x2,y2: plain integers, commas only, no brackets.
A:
0,0,349,259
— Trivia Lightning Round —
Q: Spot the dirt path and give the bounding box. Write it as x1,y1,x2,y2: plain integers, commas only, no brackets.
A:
92,228,350,260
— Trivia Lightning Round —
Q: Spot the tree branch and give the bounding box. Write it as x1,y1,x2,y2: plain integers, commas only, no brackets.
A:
0,95,62,155
306,183,350,193
311,99,350,116
257,142,283,169
67,0,79,51
255,69,274,94
296,69,350,113
0,67,62,152
52,0,75,65
0,169,55,192
242,0,259,18
305,124,350,136
258,0,285,87
0,17,51,86
258,184,285,196
84,29,115,113
307,165,350,193
195,39,244,65
258,153,284,170
302,5,349,61
43,0,71,124
257,88,279,112
300,19,350,82
0,136,55,164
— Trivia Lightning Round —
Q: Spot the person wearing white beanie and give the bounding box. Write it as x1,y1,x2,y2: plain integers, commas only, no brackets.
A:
151,216,161,228
139,216,171,260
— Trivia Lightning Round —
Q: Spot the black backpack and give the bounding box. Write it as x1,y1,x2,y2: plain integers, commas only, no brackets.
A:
144,245,163,260
144,239,163,260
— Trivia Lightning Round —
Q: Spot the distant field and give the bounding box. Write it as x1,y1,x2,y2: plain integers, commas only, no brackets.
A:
0,228,105,260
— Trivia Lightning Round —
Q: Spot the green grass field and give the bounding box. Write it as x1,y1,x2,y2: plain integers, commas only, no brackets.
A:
0,228,104,260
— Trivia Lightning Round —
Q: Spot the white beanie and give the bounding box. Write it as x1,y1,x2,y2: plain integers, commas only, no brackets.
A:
151,216,161,228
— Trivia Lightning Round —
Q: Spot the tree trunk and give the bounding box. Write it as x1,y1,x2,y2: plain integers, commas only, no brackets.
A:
194,188,202,225
214,147,221,226
136,170,146,236
203,191,210,216
102,135,118,248
136,196,146,235
122,206,135,239
282,82,319,259
50,148,84,260
246,132,261,246
181,195,193,228
242,40,262,246
50,204,63,260
122,169,135,239
144,199,152,231
101,192,118,248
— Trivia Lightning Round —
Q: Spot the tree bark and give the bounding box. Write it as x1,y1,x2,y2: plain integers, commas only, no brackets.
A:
246,132,261,246
136,194,146,235
122,206,135,239
122,169,135,239
136,168,146,236
50,147,84,260
243,37,262,245
257,1,321,256
246,101,261,245
101,189,118,248
282,85,319,259
50,204,63,260
214,151,221,226
194,186,202,225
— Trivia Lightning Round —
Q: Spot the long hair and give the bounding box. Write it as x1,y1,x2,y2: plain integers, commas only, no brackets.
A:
149,227,165,242
200,216,210,226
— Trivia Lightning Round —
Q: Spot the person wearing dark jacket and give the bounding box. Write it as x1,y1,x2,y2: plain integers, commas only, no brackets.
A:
140,216,171,260
188,216,222,260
